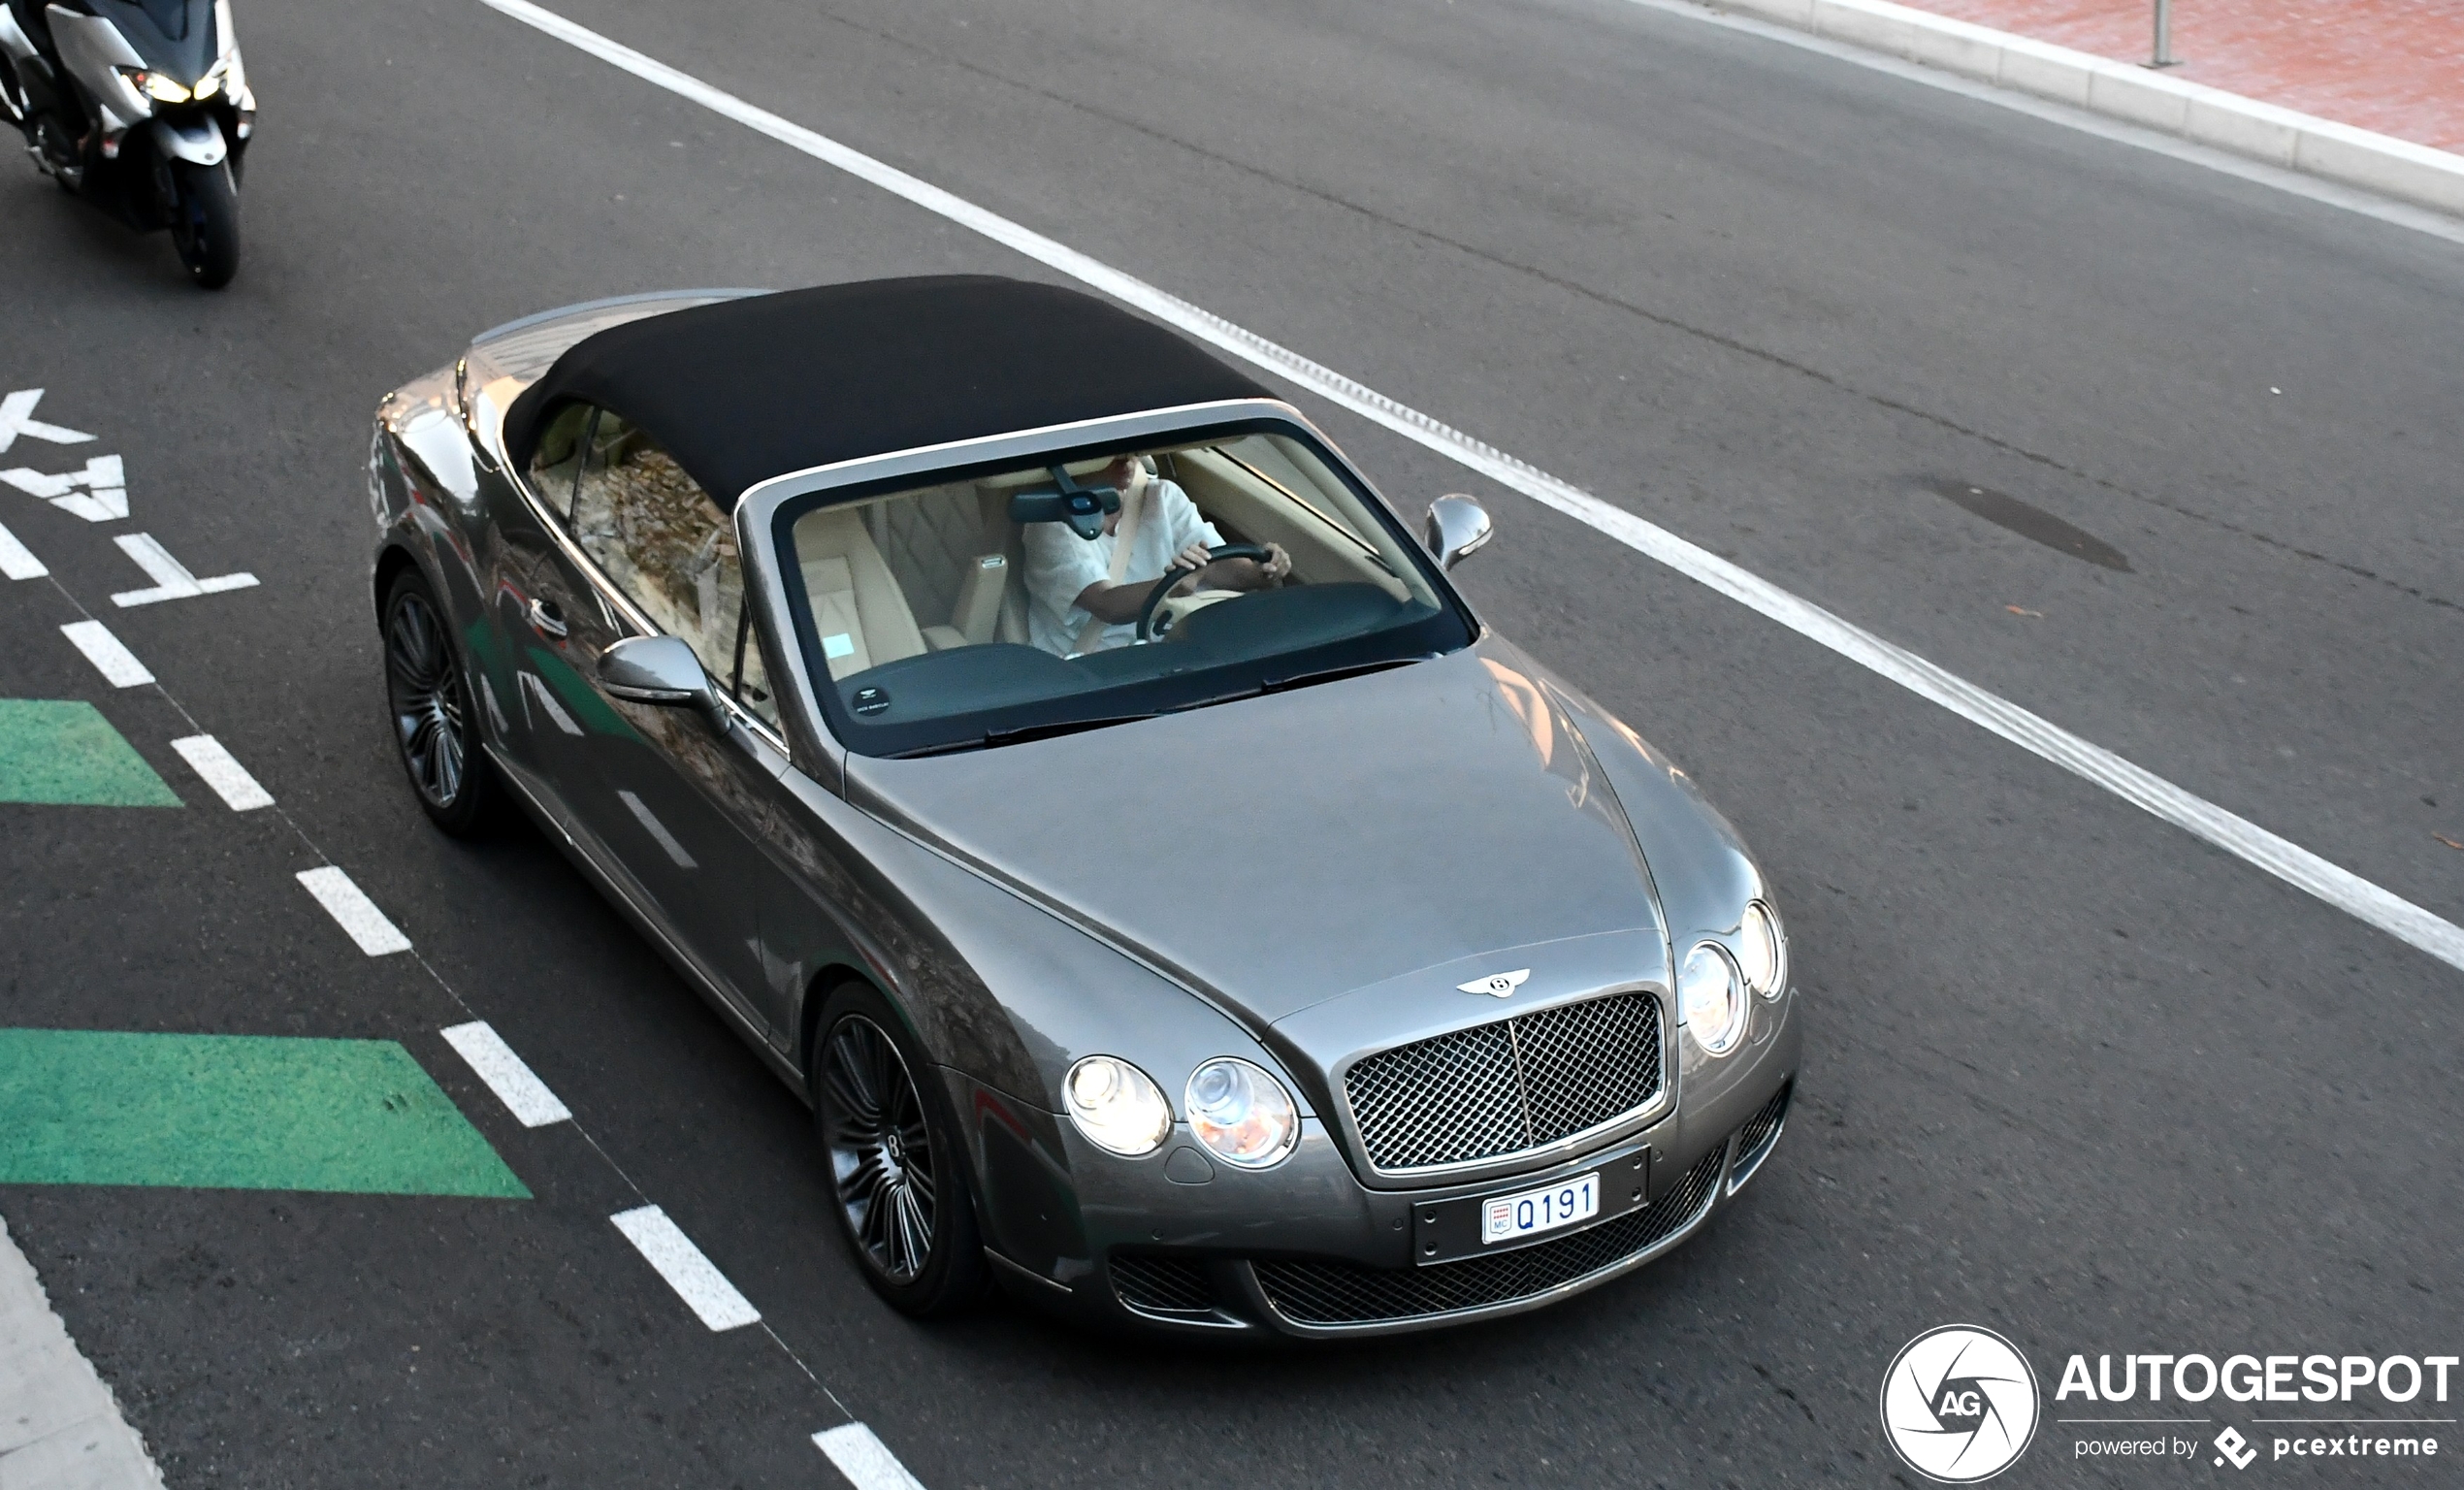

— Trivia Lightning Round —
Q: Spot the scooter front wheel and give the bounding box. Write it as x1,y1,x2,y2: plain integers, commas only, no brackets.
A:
168,158,240,289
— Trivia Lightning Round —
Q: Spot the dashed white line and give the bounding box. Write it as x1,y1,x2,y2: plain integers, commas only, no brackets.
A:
440,1021,573,1127
0,520,45,579
58,620,154,688
169,734,275,811
294,866,413,956
609,1206,762,1331
813,1424,928,1490
477,0,2464,976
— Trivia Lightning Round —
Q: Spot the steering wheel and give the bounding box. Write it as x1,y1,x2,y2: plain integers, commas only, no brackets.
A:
1135,543,1272,641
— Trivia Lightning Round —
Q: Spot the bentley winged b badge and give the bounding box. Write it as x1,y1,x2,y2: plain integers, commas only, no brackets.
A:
1457,968,1532,998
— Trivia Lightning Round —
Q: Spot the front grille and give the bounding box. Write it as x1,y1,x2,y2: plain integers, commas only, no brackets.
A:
1254,1147,1725,1326
1111,1253,1216,1314
1343,992,1664,1171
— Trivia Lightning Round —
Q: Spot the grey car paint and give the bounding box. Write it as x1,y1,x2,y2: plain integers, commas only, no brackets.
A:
368,290,1799,1338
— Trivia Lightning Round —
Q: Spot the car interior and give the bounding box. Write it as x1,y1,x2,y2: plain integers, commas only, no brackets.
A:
795,437,1425,678
526,414,1453,739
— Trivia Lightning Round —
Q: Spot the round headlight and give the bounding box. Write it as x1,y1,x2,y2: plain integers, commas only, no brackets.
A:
1678,941,1746,1056
1183,1058,1299,1169
1737,901,1787,998
1063,1055,1172,1157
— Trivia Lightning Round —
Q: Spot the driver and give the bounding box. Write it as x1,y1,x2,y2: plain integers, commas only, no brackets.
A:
1021,455,1290,656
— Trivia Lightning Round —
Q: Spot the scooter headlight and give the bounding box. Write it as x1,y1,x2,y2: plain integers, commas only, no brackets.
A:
119,67,191,104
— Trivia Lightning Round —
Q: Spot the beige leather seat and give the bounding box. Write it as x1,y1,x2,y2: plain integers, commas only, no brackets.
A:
790,507,928,680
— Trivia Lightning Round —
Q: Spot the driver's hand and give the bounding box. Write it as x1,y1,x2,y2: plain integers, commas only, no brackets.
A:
1169,540,1214,594
1260,542,1292,585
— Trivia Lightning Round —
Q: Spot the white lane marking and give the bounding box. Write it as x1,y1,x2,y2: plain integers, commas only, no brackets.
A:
813,1424,928,1490
294,866,413,956
58,620,154,688
0,519,46,579
1,453,127,522
169,734,274,810
109,533,260,607
609,1206,761,1331
440,1020,573,1127
617,789,697,867
0,389,95,452
480,0,2464,976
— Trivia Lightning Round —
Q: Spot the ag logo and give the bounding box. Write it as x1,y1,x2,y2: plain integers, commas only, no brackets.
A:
1456,968,1530,998
1879,1324,2041,1482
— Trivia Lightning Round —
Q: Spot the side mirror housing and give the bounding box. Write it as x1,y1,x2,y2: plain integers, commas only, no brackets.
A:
1425,494,1493,570
600,635,719,717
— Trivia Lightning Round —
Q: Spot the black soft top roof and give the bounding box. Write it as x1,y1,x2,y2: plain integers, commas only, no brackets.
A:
503,275,1274,506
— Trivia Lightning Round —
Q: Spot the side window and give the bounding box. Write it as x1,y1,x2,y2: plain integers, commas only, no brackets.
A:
568,411,775,727
527,403,594,518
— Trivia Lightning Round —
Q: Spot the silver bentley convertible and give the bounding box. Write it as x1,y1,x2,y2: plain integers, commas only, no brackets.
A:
366,276,1799,1338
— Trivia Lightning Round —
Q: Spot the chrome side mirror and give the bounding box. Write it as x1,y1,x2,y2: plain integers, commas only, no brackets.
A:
600,635,718,715
1425,494,1493,571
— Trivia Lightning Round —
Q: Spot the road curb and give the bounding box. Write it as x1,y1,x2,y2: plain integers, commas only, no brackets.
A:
0,1215,165,1489
1702,0,2464,219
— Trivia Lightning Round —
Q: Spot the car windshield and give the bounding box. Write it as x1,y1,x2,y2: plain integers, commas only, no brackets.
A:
771,424,1475,756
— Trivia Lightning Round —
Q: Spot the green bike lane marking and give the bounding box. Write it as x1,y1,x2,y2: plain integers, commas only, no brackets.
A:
0,1030,528,1197
0,699,180,807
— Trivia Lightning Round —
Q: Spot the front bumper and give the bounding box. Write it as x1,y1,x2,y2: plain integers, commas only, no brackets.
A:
964,987,1800,1339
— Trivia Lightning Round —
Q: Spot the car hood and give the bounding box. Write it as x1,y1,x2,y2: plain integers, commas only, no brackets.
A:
844,641,1669,1030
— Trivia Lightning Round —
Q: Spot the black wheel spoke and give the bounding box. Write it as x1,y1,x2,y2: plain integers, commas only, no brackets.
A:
821,1014,938,1285
385,592,470,809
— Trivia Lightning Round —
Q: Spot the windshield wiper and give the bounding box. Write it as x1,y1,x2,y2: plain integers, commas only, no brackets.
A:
1166,653,1438,715
887,711,1157,758
888,657,1436,757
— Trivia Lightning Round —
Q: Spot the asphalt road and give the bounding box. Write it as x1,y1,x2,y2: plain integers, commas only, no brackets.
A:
2,0,2459,1483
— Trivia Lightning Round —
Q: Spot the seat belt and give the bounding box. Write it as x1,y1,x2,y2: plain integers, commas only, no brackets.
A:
1072,470,1149,654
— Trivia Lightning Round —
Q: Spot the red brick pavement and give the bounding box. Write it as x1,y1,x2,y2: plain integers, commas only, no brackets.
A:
1909,0,2464,151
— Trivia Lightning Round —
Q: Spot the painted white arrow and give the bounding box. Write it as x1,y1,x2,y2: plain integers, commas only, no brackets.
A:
110,533,257,607
0,389,95,453
1,454,128,522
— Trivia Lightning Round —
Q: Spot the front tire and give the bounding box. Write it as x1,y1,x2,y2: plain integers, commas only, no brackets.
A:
812,982,990,1318
382,569,500,836
168,158,239,289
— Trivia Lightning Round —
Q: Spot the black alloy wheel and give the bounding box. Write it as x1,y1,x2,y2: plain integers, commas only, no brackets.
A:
812,984,989,1316
383,570,498,835
167,157,239,289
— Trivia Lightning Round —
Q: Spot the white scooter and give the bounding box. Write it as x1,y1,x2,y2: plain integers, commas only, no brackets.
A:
0,0,256,287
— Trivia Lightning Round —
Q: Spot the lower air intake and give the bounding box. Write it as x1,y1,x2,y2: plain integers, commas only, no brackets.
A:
1253,1148,1726,1327
1111,1253,1216,1314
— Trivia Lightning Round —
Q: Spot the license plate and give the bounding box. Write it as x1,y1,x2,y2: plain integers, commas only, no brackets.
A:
1481,1172,1600,1245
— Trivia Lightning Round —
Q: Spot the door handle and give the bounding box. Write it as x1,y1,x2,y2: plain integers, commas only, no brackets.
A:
527,598,568,638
